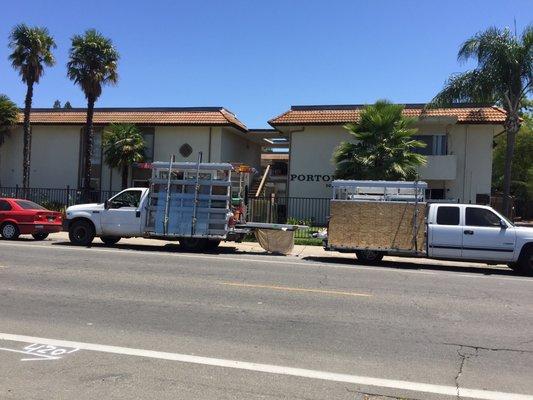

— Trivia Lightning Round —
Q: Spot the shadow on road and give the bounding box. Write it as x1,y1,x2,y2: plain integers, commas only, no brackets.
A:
50,241,273,257
301,255,525,277
47,240,531,278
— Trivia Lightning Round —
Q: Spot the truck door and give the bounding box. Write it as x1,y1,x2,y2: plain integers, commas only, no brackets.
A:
101,189,144,237
428,205,463,259
461,206,515,261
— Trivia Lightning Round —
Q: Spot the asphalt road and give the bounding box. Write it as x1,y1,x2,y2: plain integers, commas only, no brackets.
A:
0,238,532,400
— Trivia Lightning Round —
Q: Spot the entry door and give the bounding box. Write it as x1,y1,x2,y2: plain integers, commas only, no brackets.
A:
461,207,516,261
428,205,463,259
101,190,143,236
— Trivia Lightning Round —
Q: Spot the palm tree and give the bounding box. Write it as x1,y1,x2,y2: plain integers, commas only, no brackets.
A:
0,95,19,186
431,25,533,216
8,24,56,189
103,124,145,189
333,100,427,180
67,29,119,198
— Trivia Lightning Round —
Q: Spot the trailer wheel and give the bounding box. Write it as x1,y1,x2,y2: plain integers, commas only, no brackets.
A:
100,236,121,246
355,250,384,265
205,240,221,251
179,238,208,252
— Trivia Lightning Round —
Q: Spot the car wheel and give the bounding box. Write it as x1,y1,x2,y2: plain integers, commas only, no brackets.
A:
355,250,384,265
515,247,533,276
32,232,49,241
179,238,208,252
205,240,221,251
100,236,121,246
1,222,20,240
68,220,95,246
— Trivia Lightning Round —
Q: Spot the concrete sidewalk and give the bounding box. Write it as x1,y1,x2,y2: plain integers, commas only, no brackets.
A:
50,231,510,272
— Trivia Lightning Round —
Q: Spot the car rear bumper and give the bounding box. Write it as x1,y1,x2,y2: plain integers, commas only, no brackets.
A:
18,223,63,235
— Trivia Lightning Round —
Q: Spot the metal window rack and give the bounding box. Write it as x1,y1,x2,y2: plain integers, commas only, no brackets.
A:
146,160,234,238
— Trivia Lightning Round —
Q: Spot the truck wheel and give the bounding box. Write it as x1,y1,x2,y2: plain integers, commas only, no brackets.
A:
32,232,49,241
100,236,121,246
179,238,208,252
205,240,221,251
355,250,384,265
1,222,19,240
69,220,95,246
515,247,533,276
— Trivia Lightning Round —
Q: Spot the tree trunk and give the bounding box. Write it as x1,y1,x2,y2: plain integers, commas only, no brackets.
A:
121,165,128,189
501,113,521,218
82,96,96,202
22,80,34,189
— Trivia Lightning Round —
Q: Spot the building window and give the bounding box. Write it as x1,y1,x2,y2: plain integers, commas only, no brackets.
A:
180,143,193,158
142,128,155,162
425,188,445,200
79,128,103,190
413,135,447,156
130,127,155,187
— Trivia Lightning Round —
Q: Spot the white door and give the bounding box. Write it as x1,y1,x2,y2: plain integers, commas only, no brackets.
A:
101,189,144,237
428,205,463,259
461,206,516,261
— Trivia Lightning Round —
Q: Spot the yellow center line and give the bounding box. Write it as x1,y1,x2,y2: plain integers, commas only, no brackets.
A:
219,282,372,297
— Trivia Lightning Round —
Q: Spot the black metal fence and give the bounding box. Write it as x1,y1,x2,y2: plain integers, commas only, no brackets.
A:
0,186,119,209
247,196,330,239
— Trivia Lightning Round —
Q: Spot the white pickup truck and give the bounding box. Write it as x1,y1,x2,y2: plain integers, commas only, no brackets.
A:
65,161,302,253
324,181,533,275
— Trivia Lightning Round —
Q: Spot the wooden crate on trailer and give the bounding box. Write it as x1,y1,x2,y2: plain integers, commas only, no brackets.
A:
328,200,426,252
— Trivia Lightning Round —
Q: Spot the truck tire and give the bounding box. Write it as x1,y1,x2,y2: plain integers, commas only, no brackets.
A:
69,220,95,246
205,240,221,251
515,246,533,276
100,236,121,246
32,232,49,241
1,222,20,240
355,250,384,265
179,238,208,252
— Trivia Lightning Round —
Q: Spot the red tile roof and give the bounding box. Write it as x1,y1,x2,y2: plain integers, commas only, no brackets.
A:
269,104,507,126
17,107,247,131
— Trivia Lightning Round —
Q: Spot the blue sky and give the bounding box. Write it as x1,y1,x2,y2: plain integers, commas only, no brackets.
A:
0,0,531,128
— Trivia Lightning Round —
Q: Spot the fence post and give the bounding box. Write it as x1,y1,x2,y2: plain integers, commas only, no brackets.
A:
15,184,19,198
66,185,70,206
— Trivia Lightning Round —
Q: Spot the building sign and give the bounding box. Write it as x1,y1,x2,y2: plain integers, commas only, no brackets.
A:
290,174,334,182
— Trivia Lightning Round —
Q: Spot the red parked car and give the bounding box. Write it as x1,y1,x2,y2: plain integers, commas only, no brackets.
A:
0,198,63,240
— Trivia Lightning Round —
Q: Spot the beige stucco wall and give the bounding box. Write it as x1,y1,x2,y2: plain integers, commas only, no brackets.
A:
0,126,81,188
220,128,261,170
1,124,260,191
0,127,24,187
154,126,213,162
445,124,496,202
288,126,354,199
287,123,498,203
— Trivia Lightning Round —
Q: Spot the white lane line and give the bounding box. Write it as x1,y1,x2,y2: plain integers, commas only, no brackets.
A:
2,241,531,282
1,333,532,400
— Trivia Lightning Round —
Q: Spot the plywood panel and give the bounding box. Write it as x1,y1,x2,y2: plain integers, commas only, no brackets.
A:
329,201,426,252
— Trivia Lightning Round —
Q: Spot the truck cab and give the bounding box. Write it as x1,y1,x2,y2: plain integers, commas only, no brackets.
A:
66,188,150,245
427,203,533,273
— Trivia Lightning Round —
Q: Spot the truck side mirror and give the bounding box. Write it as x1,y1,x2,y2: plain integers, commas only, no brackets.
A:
499,219,507,229
104,199,110,209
